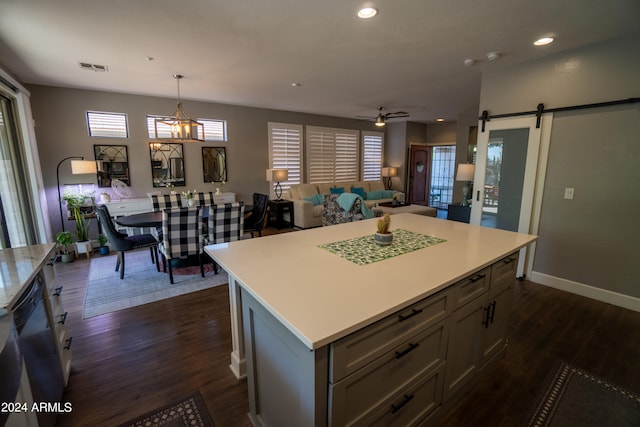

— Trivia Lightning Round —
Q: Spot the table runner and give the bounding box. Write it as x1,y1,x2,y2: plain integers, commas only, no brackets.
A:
318,228,446,265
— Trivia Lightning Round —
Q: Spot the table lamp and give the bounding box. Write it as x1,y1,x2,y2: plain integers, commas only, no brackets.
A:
381,167,398,190
455,163,475,206
266,169,289,200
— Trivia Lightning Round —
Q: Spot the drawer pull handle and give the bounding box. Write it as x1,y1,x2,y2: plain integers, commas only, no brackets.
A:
469,273,486,283
502,257,515,264
398,308,423,322
488,301,497,324
54,286,63,296
58,311,68,325
482,305,491,328
391,394,415,414
64,337,73,350
395,342,419,359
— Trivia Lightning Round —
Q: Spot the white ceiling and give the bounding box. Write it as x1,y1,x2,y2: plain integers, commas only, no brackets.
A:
1,0,638,123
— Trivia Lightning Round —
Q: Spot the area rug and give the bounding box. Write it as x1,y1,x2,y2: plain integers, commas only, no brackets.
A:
83,250,228,319
527,361,640,426
117,391,215,427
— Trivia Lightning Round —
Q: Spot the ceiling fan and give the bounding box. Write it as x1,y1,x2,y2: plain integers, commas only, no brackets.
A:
358,106,410,127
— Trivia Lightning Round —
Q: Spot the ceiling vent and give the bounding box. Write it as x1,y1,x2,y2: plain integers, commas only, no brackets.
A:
79,62,109,72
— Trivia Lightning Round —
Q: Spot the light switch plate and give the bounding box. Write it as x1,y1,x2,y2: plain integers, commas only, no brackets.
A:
564,188,575,200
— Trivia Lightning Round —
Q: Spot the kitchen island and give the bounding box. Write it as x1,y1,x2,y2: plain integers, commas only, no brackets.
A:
205,214,536,426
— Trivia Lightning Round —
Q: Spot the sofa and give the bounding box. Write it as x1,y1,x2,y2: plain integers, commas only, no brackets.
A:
285,181,405,229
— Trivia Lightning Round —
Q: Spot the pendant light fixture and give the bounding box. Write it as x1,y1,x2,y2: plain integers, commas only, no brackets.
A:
154,74,204,142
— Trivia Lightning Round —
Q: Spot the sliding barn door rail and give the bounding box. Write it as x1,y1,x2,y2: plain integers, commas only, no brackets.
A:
479,97,640,132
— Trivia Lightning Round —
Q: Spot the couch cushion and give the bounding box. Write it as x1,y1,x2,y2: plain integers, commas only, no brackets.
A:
295,184,320,199
330,186,345,194
367,181,385,191
366,190,384,200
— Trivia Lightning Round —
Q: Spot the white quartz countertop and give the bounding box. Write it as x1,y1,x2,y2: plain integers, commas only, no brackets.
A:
205,214,537,350
0,243,55,311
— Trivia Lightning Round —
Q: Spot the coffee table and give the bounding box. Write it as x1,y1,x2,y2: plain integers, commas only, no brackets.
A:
373,203,437,217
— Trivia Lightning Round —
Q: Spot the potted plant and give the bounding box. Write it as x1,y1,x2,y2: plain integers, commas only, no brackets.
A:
374,214,393,246
62,188,95,216
55,231,75,263
97,234,109,255
73,207,93,256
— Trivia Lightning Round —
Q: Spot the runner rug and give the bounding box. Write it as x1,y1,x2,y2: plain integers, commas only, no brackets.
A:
117,391,215,427
83,249,228,319
527,361,640,426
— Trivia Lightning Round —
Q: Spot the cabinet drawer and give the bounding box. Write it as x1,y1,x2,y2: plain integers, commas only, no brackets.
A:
330,288,451,383
491,252,519,296
451,267,490,310
362,364,445,427
329,321,448,427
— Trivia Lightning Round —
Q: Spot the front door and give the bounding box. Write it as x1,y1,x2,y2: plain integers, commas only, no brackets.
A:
470,115,552,277
408,145,430,205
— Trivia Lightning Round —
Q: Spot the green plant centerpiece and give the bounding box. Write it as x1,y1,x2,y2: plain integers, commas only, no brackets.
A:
374,214,393,246
61,188,95,215
55,231,75,262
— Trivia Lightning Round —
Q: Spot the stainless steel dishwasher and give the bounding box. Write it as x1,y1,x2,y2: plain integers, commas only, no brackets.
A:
13,272,65,427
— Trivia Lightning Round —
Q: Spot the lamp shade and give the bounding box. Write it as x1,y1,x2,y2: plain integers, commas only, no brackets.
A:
266,169,288,182
70,160,97,175
381,167,398,178
456,164,475,182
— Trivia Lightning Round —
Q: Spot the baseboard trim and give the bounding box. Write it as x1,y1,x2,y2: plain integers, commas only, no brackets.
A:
530,271,640,313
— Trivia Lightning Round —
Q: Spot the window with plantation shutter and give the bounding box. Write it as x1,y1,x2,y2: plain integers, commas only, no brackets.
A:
146,115,227,141
268,123,302,196
306,126,358,184
362,131,384,181
86,111,128,138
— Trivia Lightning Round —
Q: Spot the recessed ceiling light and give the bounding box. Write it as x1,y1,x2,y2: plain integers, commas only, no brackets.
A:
291,82,301,87
486,52,500,61
357,7,378,19
464,59,476,66
534,37,554,46
436,118,444,122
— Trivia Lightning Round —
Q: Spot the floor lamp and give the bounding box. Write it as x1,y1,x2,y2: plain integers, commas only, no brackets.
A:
56,157,97,231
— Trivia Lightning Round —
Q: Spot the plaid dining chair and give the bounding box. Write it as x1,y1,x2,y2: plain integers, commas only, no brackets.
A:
207,202,245,244
194,191,215,207
151,194,182,211
158,206,203,284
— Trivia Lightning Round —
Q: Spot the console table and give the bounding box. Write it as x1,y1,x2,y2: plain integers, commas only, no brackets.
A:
204,214,536,426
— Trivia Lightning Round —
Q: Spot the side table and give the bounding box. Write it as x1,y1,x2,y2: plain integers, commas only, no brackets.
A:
267,199,294,229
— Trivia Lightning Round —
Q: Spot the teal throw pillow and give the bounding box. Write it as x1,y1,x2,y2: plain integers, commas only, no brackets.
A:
350,187,366,199
303,194,322,206
330,187,344,194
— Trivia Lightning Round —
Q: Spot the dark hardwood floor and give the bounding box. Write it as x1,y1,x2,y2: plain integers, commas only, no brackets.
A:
53,232,640,426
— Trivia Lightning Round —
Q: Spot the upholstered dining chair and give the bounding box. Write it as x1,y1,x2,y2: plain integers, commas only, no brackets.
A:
243,193,269,238
194,191,215,207
207,202,245,244
151,194,183,240
151,193,182,211
158,206,204,284
95,205,159,279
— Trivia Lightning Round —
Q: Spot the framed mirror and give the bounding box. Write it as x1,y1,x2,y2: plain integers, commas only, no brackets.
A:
149,142,185,188
94,144,130,187
202,147,227,183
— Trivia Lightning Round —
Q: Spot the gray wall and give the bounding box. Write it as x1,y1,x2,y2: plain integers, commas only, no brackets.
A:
28,85,392,237
479,34,640,299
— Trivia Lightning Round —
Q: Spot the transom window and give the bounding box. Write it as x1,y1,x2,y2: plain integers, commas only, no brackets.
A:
86,111,129,138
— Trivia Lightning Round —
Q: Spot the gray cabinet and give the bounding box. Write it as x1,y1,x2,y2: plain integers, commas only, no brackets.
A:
444,253,518,401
